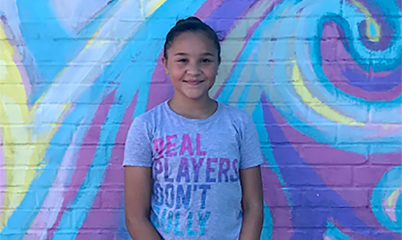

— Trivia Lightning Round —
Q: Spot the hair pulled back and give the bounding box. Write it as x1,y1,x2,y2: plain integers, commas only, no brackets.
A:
163,16,221,62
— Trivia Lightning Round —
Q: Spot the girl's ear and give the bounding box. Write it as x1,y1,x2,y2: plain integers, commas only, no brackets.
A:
161,57,168,74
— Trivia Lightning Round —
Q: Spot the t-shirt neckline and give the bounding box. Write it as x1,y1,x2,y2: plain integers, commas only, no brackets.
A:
163,100,221,123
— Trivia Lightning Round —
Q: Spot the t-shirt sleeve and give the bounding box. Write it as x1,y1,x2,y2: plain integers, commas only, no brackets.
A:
123,116,153,167
239,114,264,169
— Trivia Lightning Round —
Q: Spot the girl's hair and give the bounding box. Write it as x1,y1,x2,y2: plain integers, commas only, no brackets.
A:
163,16,221,62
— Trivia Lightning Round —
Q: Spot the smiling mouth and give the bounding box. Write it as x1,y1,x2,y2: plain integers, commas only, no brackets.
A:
183,80,204,85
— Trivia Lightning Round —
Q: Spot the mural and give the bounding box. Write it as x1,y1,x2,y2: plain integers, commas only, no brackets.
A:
0,0,401,239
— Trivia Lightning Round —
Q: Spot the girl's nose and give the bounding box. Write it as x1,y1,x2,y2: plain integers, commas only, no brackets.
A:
186,62,201,75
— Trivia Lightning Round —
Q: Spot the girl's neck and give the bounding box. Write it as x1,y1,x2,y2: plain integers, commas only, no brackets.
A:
168,96,217,119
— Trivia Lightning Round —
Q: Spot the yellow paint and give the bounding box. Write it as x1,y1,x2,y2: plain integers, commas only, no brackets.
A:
292,62,365,126
0,0,167,230
145,0,167,16
386,188,400,209
0,23,63,230
0,24,31,228
351,0,381,42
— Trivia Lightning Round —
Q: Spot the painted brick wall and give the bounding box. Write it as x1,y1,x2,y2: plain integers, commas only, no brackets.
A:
0,0,401,239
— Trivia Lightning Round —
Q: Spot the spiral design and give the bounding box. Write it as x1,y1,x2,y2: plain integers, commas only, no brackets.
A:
0,0,400,239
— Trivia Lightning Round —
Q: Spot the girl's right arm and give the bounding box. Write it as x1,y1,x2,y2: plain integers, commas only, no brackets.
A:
124,166,162,240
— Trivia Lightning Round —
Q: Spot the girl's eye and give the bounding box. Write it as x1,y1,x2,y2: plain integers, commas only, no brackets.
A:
202,58,212,63
177,59,188,63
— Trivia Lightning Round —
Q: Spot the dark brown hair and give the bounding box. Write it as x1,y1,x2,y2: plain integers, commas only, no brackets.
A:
163,16,221,62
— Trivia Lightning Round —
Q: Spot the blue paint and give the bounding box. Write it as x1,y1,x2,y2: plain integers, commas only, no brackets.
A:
369,21,377,37
344,66,401,92
260,93,394,239
18,0,117,104
371,166,402,233
324,221,352,240
51,0,208,239
314,14,402,105
261,202,273,240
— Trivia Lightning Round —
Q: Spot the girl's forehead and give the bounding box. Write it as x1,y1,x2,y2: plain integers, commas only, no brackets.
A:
168,32,217,52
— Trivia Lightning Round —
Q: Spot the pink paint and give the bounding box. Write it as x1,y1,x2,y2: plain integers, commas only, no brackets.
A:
369,151,402,165
321,22,402,101
267,101,370,187
260,166,293,240
76,91,139,239
46,89,118,240
27,127,91,236
262,95,401,238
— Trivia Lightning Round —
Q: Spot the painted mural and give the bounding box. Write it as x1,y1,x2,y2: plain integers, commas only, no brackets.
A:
0,0,401,239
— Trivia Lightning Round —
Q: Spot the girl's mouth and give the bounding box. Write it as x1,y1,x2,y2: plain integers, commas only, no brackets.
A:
183,80,204,85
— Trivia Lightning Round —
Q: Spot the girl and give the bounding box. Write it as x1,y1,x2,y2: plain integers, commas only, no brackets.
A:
124,17,264,240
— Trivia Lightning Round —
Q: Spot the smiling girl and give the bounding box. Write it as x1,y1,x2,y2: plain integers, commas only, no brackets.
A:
124,17,264,240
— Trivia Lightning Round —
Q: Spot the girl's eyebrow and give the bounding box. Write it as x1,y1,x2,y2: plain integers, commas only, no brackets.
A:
174,52,188,56
173,52,215,56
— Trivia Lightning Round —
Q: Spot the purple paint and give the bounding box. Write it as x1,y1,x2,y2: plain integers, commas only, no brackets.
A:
204,0,259,37
213,0,282,98
369,151,402,165
343,65,401,92
321,22,401,101
260,165,293,239
260,93,396,239
46,89,118,240
193,0,226,20
358,21,393,51
147,57,173,110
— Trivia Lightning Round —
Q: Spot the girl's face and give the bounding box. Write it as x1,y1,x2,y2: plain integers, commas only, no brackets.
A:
162,31,220,102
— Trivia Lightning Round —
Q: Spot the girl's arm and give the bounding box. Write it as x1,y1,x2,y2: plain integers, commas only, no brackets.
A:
239,166,264,240
124,166,162,240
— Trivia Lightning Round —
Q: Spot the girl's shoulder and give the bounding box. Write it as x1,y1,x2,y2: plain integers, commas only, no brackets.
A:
218,102,253,122
129,101,167,129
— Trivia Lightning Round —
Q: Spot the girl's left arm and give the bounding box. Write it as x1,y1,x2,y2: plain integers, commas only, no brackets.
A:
239,165,263,240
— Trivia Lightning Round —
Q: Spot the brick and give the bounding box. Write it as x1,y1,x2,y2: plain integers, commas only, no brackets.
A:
76,231,114,240
79,209,122,229
353,166,391,187
369,146,402,165
102,167,124,187
101,189,123,208
281,166,352,186
299,145,367,165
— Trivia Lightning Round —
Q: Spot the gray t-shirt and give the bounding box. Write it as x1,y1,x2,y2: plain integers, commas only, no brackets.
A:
123,101,264,240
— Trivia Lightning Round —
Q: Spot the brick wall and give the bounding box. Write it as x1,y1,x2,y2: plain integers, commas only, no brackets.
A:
0,0,401,239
